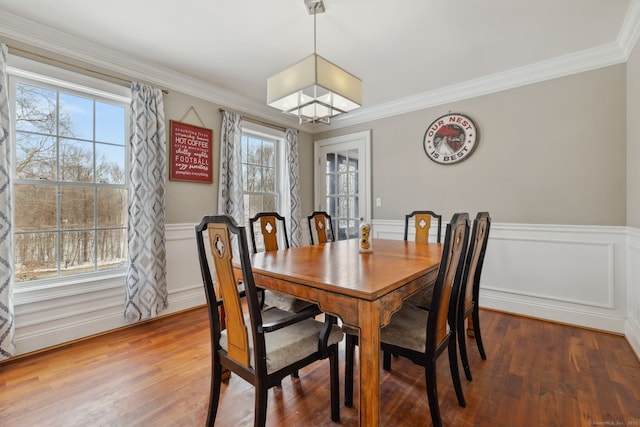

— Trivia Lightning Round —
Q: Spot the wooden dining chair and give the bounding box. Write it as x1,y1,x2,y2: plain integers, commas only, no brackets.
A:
249,212,321,316
457,211,491,381
307,211,335,244
344,213,470,427
404,210,443,243
404,210,443,310
195,215,343,426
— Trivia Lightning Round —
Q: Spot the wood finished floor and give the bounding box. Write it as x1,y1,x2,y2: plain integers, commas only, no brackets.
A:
1,307,639,426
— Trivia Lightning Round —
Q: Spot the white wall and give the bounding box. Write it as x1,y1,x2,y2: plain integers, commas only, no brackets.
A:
374,220,640,358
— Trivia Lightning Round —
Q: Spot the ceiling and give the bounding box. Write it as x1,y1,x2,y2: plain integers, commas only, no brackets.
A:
1,0,639,132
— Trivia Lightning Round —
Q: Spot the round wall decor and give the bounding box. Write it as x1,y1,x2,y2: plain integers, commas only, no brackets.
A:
423,113,478,164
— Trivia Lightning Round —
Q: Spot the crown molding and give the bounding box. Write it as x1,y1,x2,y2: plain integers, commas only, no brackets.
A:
2,5,639,135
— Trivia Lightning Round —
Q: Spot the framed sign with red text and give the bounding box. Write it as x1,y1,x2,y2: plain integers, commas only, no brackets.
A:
423,113,478,165
169,120,213,183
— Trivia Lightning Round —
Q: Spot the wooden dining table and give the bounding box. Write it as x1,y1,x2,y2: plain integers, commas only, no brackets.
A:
244,237,442,426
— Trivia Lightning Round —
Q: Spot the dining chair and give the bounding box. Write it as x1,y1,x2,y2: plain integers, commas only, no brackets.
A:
404,210,443,243
249,212,321,316
457,211,491,381
307,211,335,244
344,213,470,427
404,210,443,310
195,215,343,426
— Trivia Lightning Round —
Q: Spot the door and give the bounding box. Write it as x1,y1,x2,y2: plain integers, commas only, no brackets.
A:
314,131,371,241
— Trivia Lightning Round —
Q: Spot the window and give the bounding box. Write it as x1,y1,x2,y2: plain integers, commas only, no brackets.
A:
241,130,280,223
10,66,129,284
241,125,285,251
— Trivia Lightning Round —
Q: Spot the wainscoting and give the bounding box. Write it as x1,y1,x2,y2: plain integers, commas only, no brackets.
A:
11,221,640,359
374,219,640,358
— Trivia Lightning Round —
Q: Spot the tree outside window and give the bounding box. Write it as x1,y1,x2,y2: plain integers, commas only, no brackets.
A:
12,80,128,282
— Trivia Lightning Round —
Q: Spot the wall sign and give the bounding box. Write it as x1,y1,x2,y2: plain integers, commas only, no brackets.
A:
169,120,213,183
423,113,478,165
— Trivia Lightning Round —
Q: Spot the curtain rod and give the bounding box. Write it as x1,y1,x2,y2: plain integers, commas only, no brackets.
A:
219,108,295,133
7,45,169,94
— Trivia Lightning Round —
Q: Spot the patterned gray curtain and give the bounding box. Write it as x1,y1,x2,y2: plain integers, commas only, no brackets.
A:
125,82,168,322
285,129,303,247
217,111,244,224
0,44,15,359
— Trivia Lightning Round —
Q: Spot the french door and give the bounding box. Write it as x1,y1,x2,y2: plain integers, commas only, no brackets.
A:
314,131,371,241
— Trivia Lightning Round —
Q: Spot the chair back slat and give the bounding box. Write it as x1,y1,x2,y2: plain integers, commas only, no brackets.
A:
463,214,490,311
430,213,469,345
414,213,432,243
260,216,280,251
206,222,251,367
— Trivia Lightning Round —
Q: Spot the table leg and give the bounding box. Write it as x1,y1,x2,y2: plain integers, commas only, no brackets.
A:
358,300,381,426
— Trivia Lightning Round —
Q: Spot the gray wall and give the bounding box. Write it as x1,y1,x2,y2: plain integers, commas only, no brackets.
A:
162,92,316,224
315,65,627,226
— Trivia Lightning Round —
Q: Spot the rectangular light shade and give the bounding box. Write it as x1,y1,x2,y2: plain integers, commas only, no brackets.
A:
267,54,362,122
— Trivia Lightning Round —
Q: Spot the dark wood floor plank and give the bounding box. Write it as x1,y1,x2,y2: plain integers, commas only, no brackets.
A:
1,307,639,426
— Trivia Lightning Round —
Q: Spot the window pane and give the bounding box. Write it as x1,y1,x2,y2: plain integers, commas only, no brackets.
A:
14,184,57,231
15,83,57,135
262,167,275,192
95,102,125,144
248,194,263,219
59,93,93,140
96,143,125,184
264,195,277,212
246,165,261,192
59,139,93,182
97,188,127,227
246,137,261,165
61,186,95,229
97,229,127,270
14,232,58,282
15,133,56,180
61,231,95,275
263,141,275,166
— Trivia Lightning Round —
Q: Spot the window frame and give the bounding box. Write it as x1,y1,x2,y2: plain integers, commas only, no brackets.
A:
240,122,287,225
8,55,131,290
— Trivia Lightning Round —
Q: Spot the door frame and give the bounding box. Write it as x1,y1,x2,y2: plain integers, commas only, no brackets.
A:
313,130,372,226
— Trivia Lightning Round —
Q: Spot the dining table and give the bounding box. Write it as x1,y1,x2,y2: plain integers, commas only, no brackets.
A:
243,237,442,426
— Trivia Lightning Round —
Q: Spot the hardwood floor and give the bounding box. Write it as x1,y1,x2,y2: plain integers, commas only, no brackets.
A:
1,307,639,426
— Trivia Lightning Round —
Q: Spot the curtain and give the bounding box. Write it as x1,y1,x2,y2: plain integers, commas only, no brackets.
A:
0,44,15,359
125,82,168,322
217,111,244,225
284,129,303,247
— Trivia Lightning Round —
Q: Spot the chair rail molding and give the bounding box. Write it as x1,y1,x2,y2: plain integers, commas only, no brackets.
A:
373,220,638,357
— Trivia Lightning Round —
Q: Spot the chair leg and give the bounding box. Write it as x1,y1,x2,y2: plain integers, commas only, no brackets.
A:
292,369,299,378
383,351,392,371
458,315,473,381
425,359,443,427
447,335,466,408
329,345,340,422
472,307,487,360
206,356,222,427
255,384,268,427
344,334,355,408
